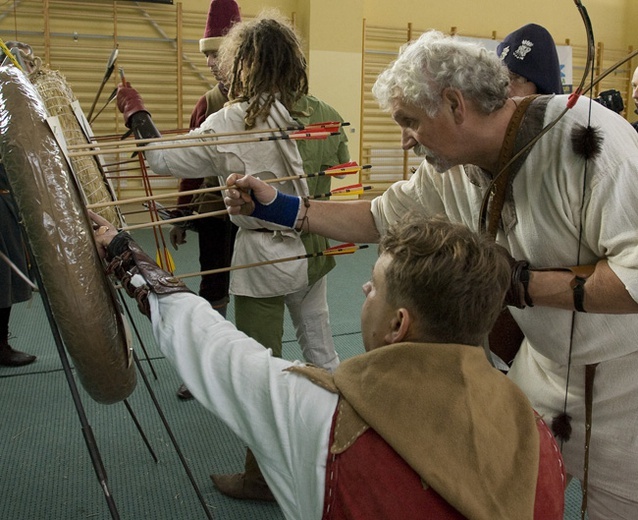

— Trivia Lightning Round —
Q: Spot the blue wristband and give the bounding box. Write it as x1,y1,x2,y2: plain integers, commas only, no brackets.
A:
251,190,301,228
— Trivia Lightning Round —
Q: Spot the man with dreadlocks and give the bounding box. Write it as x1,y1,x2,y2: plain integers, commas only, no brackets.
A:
224,30,638,519
116,10,349,501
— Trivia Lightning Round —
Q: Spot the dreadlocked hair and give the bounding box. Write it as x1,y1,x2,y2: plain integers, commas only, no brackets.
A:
218,11,308,129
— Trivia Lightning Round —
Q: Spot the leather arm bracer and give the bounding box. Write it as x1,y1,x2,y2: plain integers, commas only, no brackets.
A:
505,260,533,309
507,263,596,312
128,111,162,141
105,232,193,319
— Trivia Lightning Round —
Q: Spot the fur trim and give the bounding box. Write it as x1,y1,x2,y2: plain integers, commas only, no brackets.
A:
571,124,603,160
199,36,223,54
551,412,572,442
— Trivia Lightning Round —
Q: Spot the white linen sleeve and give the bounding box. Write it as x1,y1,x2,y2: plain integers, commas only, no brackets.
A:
147,291,337,518
371,163,448,234
142,108,246,179
584,155,638,302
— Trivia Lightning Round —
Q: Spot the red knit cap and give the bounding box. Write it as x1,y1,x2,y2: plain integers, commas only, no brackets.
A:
199,0,241,54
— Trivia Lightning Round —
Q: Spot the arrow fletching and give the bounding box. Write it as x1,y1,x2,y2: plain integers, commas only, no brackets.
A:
289,129,338,140
289,120,347,139
329,183,370,196
323,162,372,176
156,248,176,272
323,243,367,256
304,121,345,134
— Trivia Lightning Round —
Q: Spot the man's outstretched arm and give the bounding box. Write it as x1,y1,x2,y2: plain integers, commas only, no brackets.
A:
224,173,381,243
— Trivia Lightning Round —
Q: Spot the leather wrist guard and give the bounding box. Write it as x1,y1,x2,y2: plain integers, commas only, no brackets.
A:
506,263,596,312
505,260,534,309
128,111,162,141
105,232,192,319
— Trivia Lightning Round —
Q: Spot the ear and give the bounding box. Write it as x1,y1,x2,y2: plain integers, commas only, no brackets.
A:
442,87,465,124
384,308,412,344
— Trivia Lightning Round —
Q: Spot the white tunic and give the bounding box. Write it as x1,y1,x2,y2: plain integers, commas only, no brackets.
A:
371,94,638,501
372,94,638,366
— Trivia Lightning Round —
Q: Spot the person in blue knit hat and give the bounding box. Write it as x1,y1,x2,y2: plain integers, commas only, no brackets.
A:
497,23,563,96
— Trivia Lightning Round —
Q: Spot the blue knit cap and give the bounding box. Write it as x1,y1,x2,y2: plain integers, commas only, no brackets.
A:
497,23,563,95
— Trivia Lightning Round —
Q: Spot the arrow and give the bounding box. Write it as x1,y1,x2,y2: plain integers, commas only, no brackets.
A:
127,183,372,217
87,47,119,122
289,130,341,141
135,150,176,273
304,120,349,131
68,120,350,151
89,86,118,125
323,161,370,176
322,242,361,256
175,243,369,280
289,121,343,138
312,183,372,199
87,162,371,210
68,128,342,158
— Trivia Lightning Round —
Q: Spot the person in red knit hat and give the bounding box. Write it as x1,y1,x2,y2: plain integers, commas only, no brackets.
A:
171,0,241,400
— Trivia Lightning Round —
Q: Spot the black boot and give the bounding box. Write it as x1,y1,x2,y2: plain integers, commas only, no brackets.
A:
176,383,194,400
0,339,36,367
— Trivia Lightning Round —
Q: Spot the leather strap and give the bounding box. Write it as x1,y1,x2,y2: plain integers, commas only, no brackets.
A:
571,276,587,312
483,95,540,238
570,264,595,312
580,363,598,518
535,264,595,312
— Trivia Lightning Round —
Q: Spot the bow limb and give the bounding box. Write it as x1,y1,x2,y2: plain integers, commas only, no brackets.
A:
479,1,597,234
567,0,596,108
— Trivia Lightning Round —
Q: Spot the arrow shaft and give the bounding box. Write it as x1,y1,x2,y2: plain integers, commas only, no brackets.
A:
176,244,366,279
68,131,336,158
87,167,364,210
67,121,345,151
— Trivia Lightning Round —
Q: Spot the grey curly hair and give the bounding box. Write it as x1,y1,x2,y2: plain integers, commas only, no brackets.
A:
372,30,510,117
